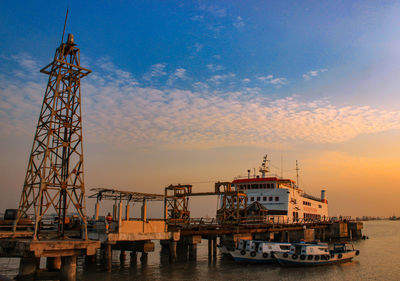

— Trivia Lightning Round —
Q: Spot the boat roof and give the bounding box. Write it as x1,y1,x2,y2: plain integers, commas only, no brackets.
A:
232,177,296,184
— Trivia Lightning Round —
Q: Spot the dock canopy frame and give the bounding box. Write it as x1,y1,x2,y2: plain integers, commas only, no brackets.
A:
89,188,165,202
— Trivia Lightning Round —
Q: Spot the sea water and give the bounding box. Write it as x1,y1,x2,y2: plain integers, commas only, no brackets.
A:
1,220,399,280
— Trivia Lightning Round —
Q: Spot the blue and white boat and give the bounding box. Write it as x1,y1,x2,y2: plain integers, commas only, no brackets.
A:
230,240,291,263
274,242,360,266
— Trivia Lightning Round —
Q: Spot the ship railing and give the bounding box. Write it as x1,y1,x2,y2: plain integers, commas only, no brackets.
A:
238,216,334,226
187,218,219,227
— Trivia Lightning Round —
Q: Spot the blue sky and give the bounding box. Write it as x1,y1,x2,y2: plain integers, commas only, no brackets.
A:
1,1,400,217
2,0,400,101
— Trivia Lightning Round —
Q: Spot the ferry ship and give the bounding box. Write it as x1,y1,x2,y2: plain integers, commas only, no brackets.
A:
229,155,328,223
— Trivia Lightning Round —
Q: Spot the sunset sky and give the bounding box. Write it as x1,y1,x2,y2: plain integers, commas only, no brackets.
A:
1,1,400,218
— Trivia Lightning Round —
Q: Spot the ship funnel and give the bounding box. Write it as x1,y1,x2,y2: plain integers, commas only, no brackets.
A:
321,190,327,203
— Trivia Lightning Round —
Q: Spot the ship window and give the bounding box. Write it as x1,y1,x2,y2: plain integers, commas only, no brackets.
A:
275,196,279,201
263,196,266,201
251,197,254,201
257,197,260,201
269,196,273,201
262,183,266,189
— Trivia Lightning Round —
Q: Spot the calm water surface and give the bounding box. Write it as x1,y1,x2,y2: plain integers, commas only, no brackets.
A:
1,220,399,280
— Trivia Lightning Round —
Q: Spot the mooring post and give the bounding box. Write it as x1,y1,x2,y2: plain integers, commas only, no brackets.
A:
140,252,148,265
105,243,112,272
60,256,77,281
188,243,197,261
130,251,137,265
169,241,177,263
120,250,127,266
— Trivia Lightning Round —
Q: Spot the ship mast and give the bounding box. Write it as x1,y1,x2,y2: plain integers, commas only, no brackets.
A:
259,154,270,178
296,160,300,188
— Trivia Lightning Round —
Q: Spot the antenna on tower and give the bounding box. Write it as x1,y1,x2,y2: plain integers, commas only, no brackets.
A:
259,154,270,178
296,160,300,188
61,8,69,44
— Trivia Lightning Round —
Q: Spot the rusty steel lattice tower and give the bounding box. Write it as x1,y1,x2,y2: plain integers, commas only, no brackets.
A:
14,29,91,239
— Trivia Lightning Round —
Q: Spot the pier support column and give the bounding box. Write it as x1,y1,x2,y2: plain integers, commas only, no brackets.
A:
169,241,177,263
140,252,148,265
208,238,212,261
17,256,38,281
212,237,217,260
130,251,137,265
188,243,197,261
120,250,127,266
47,256,62,271
105,243,112,272
85,254,95,265
60,256,77,281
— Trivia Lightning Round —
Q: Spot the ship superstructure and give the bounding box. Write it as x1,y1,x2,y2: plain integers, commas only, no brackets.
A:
230,155,328,223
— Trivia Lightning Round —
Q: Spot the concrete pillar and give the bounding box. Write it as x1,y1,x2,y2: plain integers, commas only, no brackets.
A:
125,204,130,220
188,243,197,261
140,252,148,264
130,251,137,265
120,250,127,266
60,256,77,281
47,256,62,271
141,199,147,222
95,202,99,220
17,256,38,281
208,238,212,260
169,241,177,263
212,237,217,260
118,202,123,225
105,244,112,272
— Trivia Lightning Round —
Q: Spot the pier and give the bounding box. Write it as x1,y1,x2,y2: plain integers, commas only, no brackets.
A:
0,17,364,280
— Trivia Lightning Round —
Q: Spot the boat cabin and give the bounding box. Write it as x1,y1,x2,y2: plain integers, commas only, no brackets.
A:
289,243,329,255
258,242,291,253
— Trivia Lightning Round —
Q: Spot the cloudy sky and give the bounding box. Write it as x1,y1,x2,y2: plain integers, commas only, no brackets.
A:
1,0,400,218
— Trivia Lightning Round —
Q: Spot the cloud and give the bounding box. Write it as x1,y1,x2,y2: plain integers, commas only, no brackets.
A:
2,56,400,149
208,73,235,84
233,16,245,29
167,68,187,85
199,4,227,18
303,69,328,80
257,75,288,86
242,78,251,83
206,64,224,72
190,15,204,22
143,63,167,81
193,43,203,53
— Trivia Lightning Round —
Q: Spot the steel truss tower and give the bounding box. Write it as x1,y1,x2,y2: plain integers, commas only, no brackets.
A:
14,33,91,240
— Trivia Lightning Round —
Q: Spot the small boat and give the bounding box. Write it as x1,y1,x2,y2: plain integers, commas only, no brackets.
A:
275,242,360,266
230,240,291,263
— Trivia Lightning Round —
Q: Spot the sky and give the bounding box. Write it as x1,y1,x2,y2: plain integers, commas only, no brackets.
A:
1,0,400,218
